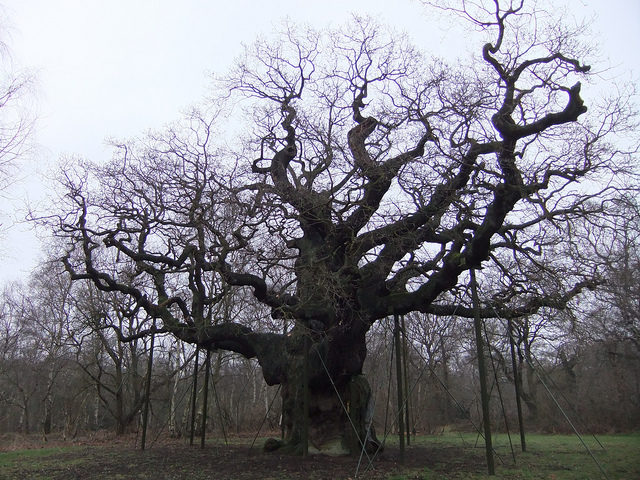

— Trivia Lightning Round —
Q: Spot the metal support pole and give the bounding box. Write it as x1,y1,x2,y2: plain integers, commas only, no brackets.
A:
471,269,495,475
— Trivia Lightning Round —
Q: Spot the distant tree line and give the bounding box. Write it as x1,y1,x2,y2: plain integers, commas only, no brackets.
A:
1,215,638,439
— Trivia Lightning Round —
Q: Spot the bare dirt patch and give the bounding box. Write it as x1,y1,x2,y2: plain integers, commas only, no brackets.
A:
0,432,481,479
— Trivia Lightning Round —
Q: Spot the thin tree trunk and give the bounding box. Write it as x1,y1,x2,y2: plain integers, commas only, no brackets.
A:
42,368,55,439
168,348,180,437
440,336,453,423
93,388,100,429
19,391,29,435
114,361,125,435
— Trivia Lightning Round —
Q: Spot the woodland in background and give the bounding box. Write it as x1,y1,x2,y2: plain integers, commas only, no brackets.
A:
1,240,638,439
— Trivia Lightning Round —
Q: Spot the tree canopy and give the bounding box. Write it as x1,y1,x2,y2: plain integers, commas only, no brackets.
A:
45,0,638,454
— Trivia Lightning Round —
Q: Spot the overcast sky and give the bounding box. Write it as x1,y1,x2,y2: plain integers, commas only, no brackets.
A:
1,0,638,285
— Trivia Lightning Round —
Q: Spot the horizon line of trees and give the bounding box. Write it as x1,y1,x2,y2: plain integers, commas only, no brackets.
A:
1,239,638,440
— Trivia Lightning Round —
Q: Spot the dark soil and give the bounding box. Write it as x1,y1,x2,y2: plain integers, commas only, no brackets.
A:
0,432,483,479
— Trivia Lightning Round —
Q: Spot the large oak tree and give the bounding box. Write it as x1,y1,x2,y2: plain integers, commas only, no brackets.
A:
49,1,637,454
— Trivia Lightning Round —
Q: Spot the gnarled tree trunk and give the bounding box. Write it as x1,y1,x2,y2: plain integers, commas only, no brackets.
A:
262,327,381,455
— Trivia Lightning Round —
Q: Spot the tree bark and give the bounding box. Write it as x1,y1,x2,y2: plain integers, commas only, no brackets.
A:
42,367,55,437
262,327,381,455
168,345,183,437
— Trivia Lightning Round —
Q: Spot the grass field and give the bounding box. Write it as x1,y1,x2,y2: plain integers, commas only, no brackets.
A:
0,432,638,479
403,433,640,479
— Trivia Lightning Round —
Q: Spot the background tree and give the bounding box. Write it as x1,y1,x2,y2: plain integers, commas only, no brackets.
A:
0,283,34,433
21,261,75,438
0,10,35,249
579,196,640,350
46,1,637,454
69,283,157,435
562,196,640,429
0,27,32,193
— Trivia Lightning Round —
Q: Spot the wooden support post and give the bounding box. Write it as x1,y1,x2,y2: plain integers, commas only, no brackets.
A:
401,314,411,446
140,321,156,450
189,348,200,446
394,314,405,463
471,269,495,475
508,319,526,452
302,333,309,457
200,349,211,449
281,320,288,440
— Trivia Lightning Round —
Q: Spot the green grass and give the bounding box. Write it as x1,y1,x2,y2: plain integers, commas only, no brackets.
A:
400,432,640,479
0,446,89,480
0,446,82,466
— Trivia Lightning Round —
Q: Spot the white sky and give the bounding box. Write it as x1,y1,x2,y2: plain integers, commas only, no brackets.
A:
0,0,638,285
